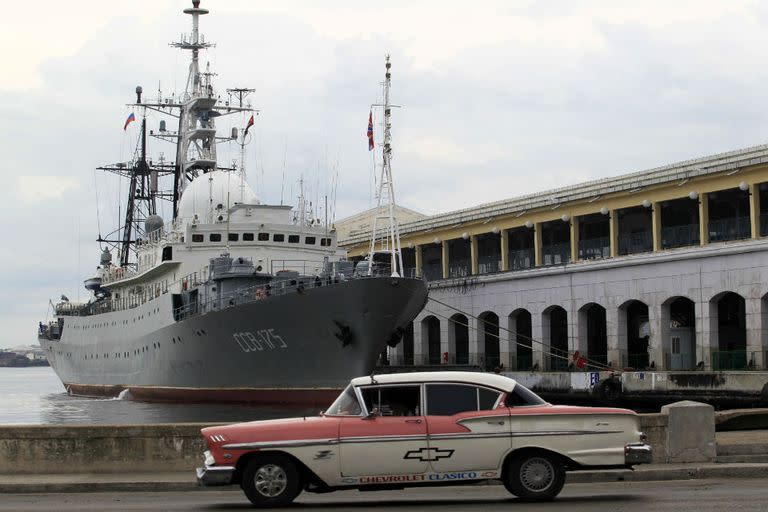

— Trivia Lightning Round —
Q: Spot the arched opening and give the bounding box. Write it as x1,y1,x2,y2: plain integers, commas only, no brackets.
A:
620,300,650,369
509,309,532,370
712,292,747,369
663,297,695,370
449,314,469,365
479,311,500,371
401,322,414,366
579,303,607,366
421,316,441,365
542,306,568,371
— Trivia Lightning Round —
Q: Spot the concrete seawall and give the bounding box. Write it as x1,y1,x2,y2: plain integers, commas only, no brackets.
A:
0,423,220,474
0,415,670,474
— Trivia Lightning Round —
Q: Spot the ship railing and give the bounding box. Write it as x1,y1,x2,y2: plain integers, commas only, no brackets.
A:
102,266,138,284
172,271,372,321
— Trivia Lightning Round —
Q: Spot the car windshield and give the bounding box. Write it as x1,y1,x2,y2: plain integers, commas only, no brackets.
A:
325,385,363,416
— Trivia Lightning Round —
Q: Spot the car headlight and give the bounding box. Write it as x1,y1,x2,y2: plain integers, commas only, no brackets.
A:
204,450,215,467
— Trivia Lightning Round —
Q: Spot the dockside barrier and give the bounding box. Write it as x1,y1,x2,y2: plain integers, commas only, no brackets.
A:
0,414,676,474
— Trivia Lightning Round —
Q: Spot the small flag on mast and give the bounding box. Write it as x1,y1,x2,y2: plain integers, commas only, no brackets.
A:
367,111,374,151
244,114,255,136
123,112,136,131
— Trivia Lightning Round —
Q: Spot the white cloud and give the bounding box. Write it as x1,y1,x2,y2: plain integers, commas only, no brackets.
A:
16,176,80,203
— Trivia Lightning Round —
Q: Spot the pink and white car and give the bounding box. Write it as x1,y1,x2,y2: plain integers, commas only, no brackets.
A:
197,371,651,507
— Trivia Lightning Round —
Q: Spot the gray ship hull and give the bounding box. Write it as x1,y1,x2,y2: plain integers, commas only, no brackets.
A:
40,277,427,405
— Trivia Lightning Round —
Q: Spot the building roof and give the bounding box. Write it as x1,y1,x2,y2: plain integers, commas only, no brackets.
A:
350,371,518,392
340,143,768,247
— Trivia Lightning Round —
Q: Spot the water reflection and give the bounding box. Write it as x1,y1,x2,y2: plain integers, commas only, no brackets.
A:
40,392,316,425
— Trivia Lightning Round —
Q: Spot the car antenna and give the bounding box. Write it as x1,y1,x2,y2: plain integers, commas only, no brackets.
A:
369,369,378,385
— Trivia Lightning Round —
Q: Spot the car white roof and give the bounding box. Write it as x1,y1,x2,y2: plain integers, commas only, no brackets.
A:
350,371,518,392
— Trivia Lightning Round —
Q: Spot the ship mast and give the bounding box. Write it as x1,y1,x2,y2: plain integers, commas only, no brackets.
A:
96,0,256,268
227,87,256,203
367,56,404,277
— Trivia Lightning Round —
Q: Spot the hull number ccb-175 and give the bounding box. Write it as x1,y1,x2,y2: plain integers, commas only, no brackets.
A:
233,329,288,353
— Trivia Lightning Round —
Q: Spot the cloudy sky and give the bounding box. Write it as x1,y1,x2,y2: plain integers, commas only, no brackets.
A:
3,0,768,347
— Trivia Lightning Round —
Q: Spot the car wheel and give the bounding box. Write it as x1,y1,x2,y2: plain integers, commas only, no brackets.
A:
241,454,301,507
504,451,565,501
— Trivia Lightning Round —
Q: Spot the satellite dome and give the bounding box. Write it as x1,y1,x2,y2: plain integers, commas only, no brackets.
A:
177,171,258,223
145,214,164,235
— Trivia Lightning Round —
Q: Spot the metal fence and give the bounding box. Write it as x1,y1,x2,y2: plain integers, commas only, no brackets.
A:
509,249,534,270
618,231,652,255
661,223,700,249
542,243,570,266
578,237,610,260
709,216,751,242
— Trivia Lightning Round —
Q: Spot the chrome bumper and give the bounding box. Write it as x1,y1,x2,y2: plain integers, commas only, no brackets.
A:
625,442,653,465
196,465,235,486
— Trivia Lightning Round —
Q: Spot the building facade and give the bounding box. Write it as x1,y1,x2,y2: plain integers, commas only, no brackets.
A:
340,144,768,372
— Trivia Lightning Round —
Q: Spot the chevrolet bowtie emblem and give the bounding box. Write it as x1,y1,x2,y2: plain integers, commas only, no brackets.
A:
403,447,454,462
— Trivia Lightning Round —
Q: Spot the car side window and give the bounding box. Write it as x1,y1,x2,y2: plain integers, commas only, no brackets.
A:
426,384,501,416
361,386,421,416
505,384,547,407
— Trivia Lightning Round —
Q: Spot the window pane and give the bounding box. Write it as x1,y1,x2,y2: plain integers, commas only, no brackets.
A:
305,236,316,245
288,235,300,243
273,234,285,242
209,233,221,242
361,386,421,416
228,233,239,242
426,384,478,415
479,388,501,410
507,384,546,407
258,233,269,241
243,233,254,241
192,234,204,243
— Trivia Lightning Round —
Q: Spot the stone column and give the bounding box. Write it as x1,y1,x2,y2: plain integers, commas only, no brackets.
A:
413,318,425,365
606,306,621,369
570,216,579,263
609,210,619,258
576,306,589,355
700,299,715,370
532,310,545,370
470,235,479,275
652,202,662,252
501,229,509,271
468,316,481,366
440,317,451,365
441,240,449,279
699,193,709,246
534,223,543,267
648,302,665,370
745,296,765,369
499,315,511,370
750,182,761,239
415,245,423,278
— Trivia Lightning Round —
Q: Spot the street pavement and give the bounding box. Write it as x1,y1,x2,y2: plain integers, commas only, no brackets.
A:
0,479,766,511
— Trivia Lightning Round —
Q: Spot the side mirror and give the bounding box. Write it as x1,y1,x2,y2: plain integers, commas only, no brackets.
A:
364,407,379,420
319,410,325,416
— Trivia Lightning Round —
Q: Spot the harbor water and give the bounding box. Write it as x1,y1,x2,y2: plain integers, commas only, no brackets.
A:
0,367,314,425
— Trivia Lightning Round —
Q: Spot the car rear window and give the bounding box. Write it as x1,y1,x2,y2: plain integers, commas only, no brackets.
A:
506,384,547,406
426,384,501,415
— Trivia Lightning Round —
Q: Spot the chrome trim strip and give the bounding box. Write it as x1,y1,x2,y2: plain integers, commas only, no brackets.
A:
429,432,510,440
340,434,429,444
222,438,338,450
511,429,624,437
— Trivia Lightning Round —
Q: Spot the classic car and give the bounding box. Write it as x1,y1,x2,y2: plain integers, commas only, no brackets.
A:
196,371,652,507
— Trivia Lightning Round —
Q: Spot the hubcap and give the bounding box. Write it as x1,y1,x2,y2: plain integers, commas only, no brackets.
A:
519,457,554,492
254,464,288,497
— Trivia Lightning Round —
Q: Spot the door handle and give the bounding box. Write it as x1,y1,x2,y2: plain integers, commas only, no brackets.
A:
487,420,505,425
404,419,422,424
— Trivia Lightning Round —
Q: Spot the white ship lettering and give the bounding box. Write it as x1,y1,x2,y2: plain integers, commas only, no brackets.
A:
233,330,287,353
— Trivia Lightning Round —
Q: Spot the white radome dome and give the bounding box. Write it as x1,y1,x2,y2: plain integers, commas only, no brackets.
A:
177,171,258,222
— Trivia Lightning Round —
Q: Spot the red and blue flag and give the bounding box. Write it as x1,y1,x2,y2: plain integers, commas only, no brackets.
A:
367,111,374,151
123,112,136,131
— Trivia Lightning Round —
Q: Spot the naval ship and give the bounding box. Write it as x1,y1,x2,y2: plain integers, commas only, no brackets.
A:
37,1,427,405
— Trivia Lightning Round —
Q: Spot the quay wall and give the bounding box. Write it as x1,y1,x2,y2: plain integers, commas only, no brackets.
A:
0,416,669,474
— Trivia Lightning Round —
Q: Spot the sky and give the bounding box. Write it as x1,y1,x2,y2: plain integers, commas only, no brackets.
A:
3,0,768,347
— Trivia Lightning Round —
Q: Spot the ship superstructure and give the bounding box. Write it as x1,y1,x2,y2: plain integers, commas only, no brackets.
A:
38,1,427,404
